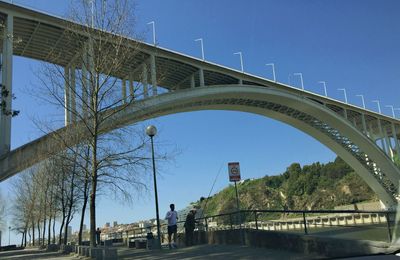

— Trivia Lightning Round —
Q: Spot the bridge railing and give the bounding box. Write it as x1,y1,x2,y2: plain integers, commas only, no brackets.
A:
108,209,397,243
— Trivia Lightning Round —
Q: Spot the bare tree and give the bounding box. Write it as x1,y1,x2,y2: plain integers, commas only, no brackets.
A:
33,0,160,247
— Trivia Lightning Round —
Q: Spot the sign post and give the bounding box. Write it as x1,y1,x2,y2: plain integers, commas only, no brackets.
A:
228,162,243,244
228,162,241,211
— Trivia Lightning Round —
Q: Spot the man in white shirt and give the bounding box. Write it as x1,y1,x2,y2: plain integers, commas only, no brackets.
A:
165,203,178,248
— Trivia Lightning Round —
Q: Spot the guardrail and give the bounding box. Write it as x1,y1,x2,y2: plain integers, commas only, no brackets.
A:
104,209,397,243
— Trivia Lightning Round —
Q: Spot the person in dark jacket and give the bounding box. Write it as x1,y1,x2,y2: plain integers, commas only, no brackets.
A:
96,228,101,246
184,209,197,246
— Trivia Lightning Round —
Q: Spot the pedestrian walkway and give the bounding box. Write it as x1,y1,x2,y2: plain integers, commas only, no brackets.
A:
1,244,397,259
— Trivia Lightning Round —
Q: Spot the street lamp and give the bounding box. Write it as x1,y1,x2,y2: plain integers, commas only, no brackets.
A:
372,100,382,114
233,52,244,72
356,94,366,109
8,226,11,245
386,105,395,118
89,0,94,28
195,38,205,61
394,108,400,118
147,21,156,46
337,88,348,104
265,63,276,82
318,81,328,97
145,125,161,249
293,73,304,90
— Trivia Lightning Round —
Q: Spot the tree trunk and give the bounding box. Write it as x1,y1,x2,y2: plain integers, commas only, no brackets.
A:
21,232,24,247
32,220,35,246
79,149,90,245
52,216,56,244
78,192,88,245
42,218,46,246
48,214,52,245
90,134,98,247
59,215,65,245
37,220,41,246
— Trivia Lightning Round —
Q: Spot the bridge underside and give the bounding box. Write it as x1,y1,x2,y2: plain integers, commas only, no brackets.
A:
0,86,399,208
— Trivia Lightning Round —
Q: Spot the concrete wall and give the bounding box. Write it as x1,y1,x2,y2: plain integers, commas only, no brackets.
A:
202,229,399,258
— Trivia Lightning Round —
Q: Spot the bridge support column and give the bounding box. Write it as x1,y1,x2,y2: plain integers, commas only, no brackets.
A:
190,75,195,88
128,74,134,100
150,54,157,95
383,126,393,159
64,66,71,126
391,123,400,156
377,119,387,154
81,43,89,118
0,14,13,155
142,63,148,98
121,79,126,104
361,113,368,136
70,66,77,122
199,68,204,87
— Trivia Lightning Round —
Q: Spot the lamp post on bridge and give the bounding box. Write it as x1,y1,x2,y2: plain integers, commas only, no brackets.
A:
337,88,348,104
233,52,244,72
147,21,156,46
8,226,11,245
265,63,276,82
146,125,161,249
394,108,400,118
356,94,366,109
293,73,304,90
372,100,382,114
385,105,396,118
195,38,205,61
318,81,328,97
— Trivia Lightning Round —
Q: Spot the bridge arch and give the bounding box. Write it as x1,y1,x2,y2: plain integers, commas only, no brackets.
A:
118,85,399,208
2,85,399,208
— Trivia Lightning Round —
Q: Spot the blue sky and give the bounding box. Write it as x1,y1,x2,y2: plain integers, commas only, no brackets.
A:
1,0,400,245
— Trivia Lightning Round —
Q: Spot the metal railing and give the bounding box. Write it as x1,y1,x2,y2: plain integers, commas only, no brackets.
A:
105,209,397,243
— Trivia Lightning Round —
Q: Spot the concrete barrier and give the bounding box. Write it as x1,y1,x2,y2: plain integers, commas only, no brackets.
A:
75,245,118,259
206,229,400,258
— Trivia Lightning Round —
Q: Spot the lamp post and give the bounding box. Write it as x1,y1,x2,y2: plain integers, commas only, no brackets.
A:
146,125,161,248
8,226,11,245
337,88,348,104
395,108,400,118
386,105,395,118
265,63,276,82
372,100,382,114
356,94,366,109
293,73,304,90
147,21,156,46
233,52,244,72
195,38,205,61
318,81,328,97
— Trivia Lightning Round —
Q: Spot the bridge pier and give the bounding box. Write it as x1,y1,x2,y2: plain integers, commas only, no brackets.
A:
391,123,400,155
150,54,157,95
121,79,127,104
64,66,71,125
0,13,13,156
142,63,148,98
81,43,89,118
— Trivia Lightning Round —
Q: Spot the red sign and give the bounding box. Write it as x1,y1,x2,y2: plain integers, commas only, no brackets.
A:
228,162,241,182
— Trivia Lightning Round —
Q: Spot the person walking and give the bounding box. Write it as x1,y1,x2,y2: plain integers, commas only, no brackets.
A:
184,208,197,247
96,228,101,246
165,203,178,248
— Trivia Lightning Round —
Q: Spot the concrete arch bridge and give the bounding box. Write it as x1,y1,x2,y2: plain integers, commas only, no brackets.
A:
0,2,399,208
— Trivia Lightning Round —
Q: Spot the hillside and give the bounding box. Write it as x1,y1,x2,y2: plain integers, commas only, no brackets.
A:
200,157,377,216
